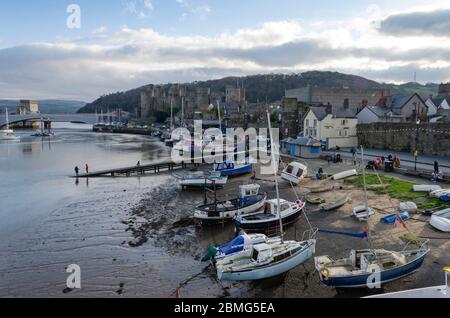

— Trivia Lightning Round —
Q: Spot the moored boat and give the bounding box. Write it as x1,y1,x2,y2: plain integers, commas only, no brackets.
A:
0,108,20,141
281,162,307,185
414,185,442,193
194,184,266,223
332,169,358,181
320,194,348,211
212,161,253,177
315,242,430,288
233,199,304,234
430,208,450,232
177,171,228,189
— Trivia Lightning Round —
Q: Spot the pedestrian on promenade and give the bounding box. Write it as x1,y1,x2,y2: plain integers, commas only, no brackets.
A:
350,147,357,165
137,161,141,167
74,166,79,176
85,163,89,174
434,161,440,174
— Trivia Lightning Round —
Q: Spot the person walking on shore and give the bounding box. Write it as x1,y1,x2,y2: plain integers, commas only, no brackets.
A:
74,166,79,176
85,163,89,174
434,160,440,174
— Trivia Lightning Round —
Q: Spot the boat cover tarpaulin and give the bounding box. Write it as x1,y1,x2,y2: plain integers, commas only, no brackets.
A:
380,212,410,225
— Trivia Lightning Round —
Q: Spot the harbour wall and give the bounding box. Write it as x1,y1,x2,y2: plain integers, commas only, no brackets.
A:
357,123,450,156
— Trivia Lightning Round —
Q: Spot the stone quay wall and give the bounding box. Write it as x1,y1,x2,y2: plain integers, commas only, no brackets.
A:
357,123,450,156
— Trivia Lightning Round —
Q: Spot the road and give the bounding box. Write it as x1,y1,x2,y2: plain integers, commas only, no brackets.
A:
324,148,450,175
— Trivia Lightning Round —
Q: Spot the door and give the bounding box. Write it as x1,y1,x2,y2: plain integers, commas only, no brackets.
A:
291,144,296,157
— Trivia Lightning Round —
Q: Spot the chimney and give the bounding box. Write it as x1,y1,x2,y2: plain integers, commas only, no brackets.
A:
429,94,433,101
325,103,332,115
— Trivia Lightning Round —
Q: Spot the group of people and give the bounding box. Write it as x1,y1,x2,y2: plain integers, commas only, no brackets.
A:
74,164,89,176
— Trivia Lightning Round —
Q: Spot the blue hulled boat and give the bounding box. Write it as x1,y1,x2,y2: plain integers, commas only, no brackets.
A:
213,162,253,177
314,242,429,288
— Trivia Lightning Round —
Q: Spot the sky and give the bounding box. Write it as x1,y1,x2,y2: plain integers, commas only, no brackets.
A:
1,0,450,101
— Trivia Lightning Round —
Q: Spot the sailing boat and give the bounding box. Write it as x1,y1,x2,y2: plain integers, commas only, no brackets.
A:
0,108,20,141
352,147,375,221
215,111,316,281
314,146,430,288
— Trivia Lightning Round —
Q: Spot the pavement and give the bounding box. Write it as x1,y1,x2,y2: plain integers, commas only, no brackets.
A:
324,148,450,175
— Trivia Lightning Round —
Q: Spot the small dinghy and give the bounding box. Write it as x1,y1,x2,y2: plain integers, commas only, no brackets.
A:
399,202,418,213
430,189,450,198
212,162,253,177
315,242,430,288
320,194,348,211
194,184,267,224
353,205,375,221
281,162,307,185
177,171,228,189
307,183,334,193
306,195,326,205
430,208,450,232
234,199,304,234
413,185,442,193
380,212,410,225
202,233,271,262
332,170,357,181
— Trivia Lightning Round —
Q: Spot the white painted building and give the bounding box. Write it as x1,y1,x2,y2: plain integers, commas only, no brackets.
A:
304,107,358,149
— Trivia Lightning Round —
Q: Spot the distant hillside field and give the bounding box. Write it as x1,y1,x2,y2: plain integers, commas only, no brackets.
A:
0,100,86,114
76,71,439,114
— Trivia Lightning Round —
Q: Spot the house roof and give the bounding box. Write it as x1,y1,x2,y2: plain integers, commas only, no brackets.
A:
363,106,391,118
309,107,328,121
307,106,357,121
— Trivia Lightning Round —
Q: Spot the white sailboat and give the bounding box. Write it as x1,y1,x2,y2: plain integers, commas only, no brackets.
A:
0,108,20,141
215,111,317,281
352,147,375,221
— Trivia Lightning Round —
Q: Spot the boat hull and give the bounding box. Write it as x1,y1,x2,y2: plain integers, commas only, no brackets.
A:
319,251,428,288
218,164,253,177
218,240,316,281
194,194,267,223
234,208,302,234
430,215,450,232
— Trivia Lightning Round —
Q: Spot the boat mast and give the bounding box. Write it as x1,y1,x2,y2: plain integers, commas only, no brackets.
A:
267,111,284,242
170,96,174,131
217,100,222,133
361,146,373,250
5,107,9,130
181,96,185,128
361,146,369,210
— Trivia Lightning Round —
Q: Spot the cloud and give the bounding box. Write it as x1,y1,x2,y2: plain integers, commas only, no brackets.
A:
93,26,107,34
379,8,450,37
123,0,154,19
4,4,450,100
175,0,211,20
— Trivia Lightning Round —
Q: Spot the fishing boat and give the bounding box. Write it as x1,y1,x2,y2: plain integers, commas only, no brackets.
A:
332,169,358,181
177,171,228,189
233,199,304,234
315,242,430,288
281,162,307,185
194,184,267,223
212,161,253,177
430,208,450,232
320,194,348,211
352,147,375,221
215,111,317,281
202,233,273,262
365,266,450,298
0,108,20,141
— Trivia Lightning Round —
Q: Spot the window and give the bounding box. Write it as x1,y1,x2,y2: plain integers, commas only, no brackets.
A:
314,120,318,127
344,130,348,136
306,119,309,127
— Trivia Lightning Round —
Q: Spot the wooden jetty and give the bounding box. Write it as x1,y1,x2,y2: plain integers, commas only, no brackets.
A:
72,161,204,178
